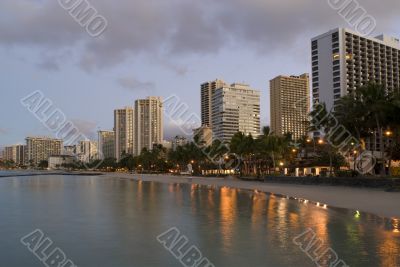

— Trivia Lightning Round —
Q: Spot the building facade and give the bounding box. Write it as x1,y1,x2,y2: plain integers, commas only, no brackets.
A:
98,131,115,159
201,79,227,127
193,126,213,147
312,28,400,111
49,155,75,170
211,83,261,142
134,97,163,155
172,136,189,151
25,137,63,166
270,74,310,140
2,145,26,166
76,140,98,163
114,107,134,161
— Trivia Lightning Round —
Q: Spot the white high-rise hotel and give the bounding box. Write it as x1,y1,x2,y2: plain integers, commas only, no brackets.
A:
312,28,400,111
211,83,260,142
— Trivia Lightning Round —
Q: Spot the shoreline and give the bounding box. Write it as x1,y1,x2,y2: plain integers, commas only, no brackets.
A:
103,173,400,219
2,170,399,219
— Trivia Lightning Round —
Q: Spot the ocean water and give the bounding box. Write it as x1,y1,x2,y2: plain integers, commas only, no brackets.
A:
0,175,398,267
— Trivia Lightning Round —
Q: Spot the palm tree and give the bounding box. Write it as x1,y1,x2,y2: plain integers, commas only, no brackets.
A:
308,103,338,175
334,83,397,175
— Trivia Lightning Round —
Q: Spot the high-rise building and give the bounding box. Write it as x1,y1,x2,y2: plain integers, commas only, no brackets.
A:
201,79,227,127
193,126,213,147
2,145,26,166
134,97,163,155
212,83,261,142
25,137,63,166
270,74,310,140
98,131,115,159
311,28,400,111
114,107,134,161
76,140,98,163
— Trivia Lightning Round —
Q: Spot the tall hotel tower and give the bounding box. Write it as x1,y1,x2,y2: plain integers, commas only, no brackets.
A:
270,74,310,140
200,79,227,127
134,97,163,155
312,28,400,111
211,83,261,142
114,107,134,161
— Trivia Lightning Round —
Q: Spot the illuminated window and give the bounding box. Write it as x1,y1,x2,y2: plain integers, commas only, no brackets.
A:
333,53,340,60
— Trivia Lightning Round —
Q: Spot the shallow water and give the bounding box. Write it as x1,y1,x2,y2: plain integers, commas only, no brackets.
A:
0,175,399,267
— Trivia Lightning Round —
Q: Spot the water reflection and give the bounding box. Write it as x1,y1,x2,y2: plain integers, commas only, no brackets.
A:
219,187,237,253
0,177,399,267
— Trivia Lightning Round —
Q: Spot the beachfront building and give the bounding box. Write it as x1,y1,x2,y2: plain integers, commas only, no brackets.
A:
25,137,63,166
211,83,261,143
2,145,26,166
134,97,163,155
311,28,400,110
201,79,227,127
312,28,400,152
98,131,115,159
114,107,134,161
270,74,310,140
48,155,76,170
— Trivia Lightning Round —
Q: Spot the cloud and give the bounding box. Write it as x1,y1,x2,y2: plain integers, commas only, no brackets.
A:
37,58,60,71
70,119,98,141
0,0,399,70
0,128,8,135
117,76,156,91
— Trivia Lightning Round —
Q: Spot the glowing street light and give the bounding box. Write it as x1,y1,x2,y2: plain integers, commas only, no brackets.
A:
279,162,284,167
385,130,393,137
318,139,324,145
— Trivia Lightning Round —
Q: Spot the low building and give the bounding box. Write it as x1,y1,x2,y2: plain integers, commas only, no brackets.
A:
193,126,213,147
162,140,172,150
172,136,189,151
48,155,76,170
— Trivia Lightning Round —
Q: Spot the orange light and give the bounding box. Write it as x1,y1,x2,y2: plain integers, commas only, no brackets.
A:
318,139,324,145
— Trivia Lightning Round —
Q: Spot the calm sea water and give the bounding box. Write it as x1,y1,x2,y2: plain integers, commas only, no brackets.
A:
0,175,399,267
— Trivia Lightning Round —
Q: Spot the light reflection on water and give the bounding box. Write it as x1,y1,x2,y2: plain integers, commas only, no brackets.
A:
0,176,399,267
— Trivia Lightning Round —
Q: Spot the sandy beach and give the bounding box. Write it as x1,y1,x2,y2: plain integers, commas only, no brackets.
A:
103,173,400,219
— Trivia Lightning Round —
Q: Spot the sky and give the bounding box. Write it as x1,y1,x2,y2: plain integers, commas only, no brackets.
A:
1,0,400,147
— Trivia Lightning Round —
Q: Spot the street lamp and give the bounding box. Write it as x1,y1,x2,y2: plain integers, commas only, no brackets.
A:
385,130,393,137
318,139,324,145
